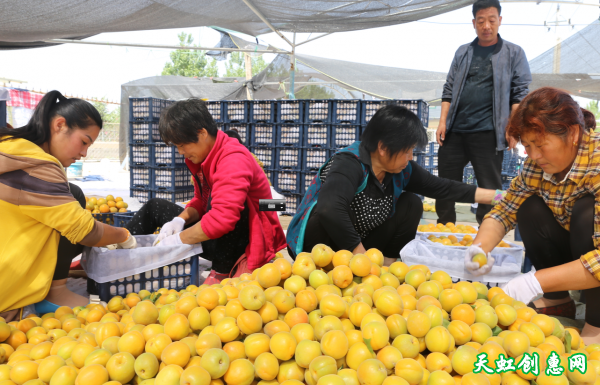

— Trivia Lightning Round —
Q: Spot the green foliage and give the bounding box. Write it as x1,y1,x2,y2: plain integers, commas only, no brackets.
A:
92,99,120,124
295,85,336,99
224,52,268,78
162,32,218,78
586,100,599,120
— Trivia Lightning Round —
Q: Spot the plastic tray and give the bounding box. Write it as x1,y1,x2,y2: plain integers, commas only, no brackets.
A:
275,147,302,171
250,123,277,146
303,147,329,171
153,189,195,203
250,146,276,169
153,167,193,191
331,124,361,150
224,101,249,123
332,100,361,124
273,171,302,194
154,144,185,167
282,193,303,215
130,188,152,204
130,166,152,188
249,100,277,123
129,121,161,143
276,124,303,147
304,100,332,123
129,97,173,121
303,124,330,147
205,101,224,123
361,99,428,126
225,123,251,145
129,144,153,166
302,171,318,194
277,100,304,123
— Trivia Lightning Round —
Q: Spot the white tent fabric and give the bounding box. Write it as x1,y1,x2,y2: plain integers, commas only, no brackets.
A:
0,0,472,49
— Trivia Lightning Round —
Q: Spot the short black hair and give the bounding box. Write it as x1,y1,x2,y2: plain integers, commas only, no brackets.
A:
224,129,243,144
473,0,501,18
159,98,218,145
361,104,428,157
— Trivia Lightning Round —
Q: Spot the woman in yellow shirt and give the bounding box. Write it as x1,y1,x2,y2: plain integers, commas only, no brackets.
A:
0,91,136,321
467,87,600,343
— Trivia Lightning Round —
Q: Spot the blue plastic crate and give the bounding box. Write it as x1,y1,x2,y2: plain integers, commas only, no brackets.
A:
129,121,161,143
250,146,276,169
153,144,185,167
129,97,173,121
421,154,437,168
275,147,302,171
250,123,276,146
304,100,332,123
130,188,152,204
130,144,153,166
304,124,330,147
153,189,195,204
224,123,251,145
332,100,361,124
249,100,277,123
463,166,477,185
131,166,152,188
113,212,137,228
263,169,274,185
224,101,249,123
205,101,225,123
303,147,329,171
331,124,361,150
277,100,304,123
282,193,303,215
425,166,439,177
502,149,521,176
273,171,302,194
276,124,303,147
361,99,429,127
153,167,193,191
426,142,439,156
91,212,116,226
216,122,226,131
302,171,318,194
93,255,200,301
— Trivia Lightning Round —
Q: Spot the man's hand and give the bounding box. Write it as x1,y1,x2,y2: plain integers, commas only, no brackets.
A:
506,131,517,150
436,123,446,146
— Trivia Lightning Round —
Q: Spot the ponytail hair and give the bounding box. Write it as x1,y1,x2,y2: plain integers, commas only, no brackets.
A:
582,108,597,131
0,90,103,144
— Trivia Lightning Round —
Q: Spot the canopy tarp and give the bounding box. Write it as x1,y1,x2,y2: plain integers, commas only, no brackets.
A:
0,0,472,49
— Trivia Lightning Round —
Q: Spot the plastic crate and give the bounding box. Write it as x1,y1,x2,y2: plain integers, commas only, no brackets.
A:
153,144,185,167
425,166,439,177
205,101,224,123
302,172,318,194
277,100,304,123
332,100,361,124
463,166,477,185
282,193,302,215
421,154,438,168
250,146,276,169
304,100,332,123
276,124,303,147
224,123,251,145
361,100,429,127
216,122,226,131
304,124,330,147
130,166,152,188
224,101,249,123
249,100,276,123
264,169,274,185
331,124,361,150
273,171,302,194
130,97,172,121
275,147,302,171
153,167,192,191
113,212,137,228
93,256,199,301
130,121,161,143
130,144,153,166
92,212,115,226
502,174,515,190
154,189,195,204
250,123,276,146
502,149,521,176
426,142,439,156
131,188,152,204
303,147,329,171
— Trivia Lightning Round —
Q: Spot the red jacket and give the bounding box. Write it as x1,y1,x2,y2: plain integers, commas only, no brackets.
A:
185,131,286,270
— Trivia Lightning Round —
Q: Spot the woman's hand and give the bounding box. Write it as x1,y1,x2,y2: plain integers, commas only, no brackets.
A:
464,244,495,276
153,217,185,246
502,271,543,304
116,229,137,249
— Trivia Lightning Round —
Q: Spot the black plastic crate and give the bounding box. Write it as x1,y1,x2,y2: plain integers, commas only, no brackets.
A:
114,212,137,228
304,124,330,147
224,123,251,145
130,97,172,121
331,124,361,150
131,166,152,188
276,124,303,147
249,100,276,123
206,101,225,123
332,100,361,124
250,146,276,169
303,147,329,171
361,100,429,127
302,172,318,194
277,100,304,123
131,188,152,204
130,144,153,166
224,101,249,123
130,121,161,143
153,189,195,204
304,100,332,123
273,171,302,194
153,167,192,191
93,256,199,301
250,123,276,146
154,144,185,167
282,193,303,215
275,147,302,171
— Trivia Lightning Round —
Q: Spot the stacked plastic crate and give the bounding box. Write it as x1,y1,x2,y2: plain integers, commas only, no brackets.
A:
129,97,195,205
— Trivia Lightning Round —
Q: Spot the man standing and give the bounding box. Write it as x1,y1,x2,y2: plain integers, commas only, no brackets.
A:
435,0,531,224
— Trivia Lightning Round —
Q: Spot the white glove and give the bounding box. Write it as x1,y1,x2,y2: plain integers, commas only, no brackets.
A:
152,217,185,246
104,244,117,250
465,244,495,276
116,229,137,249
502,271,543,304
155,232,183,247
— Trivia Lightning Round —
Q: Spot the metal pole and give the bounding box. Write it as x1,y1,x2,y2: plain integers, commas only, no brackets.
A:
289,33,296,100
245,53,253,100
240,0,294,47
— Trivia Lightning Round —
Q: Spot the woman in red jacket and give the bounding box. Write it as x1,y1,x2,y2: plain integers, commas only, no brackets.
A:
125,99,286,282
